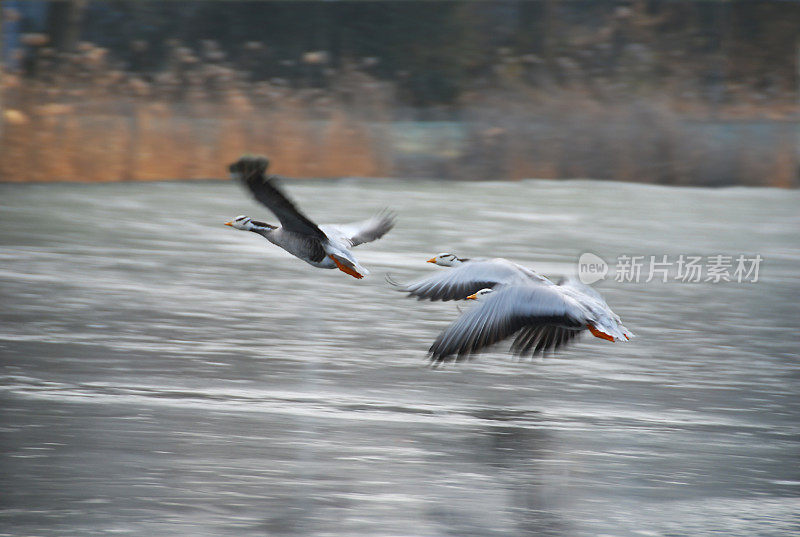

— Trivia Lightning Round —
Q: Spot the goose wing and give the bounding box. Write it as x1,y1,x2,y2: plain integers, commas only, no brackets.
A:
557,276,607,304
506,278,608,357
389,258,541,302
509,325,582,357
322,210,396,248
557,277,634,341
241,173,327,240
429,284,585,363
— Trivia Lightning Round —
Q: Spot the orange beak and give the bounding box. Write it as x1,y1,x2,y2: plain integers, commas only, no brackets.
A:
465,293,478,300
224,221,233,226
427,257,437,263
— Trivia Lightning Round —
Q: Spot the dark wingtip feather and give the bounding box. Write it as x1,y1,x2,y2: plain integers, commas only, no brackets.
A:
377,207,398,222
385,274,416,300
428,340,480,364
385,273,402,288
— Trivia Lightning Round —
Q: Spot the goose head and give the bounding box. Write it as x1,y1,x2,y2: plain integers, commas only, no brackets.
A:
224,215,276,232
225,215,254,230
465,288,494,300
427,253,464,267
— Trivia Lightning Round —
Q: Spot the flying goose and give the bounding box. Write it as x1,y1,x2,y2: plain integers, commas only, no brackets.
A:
225,156,395,279
388,253,550,301
428,282,633,363
391,253,633,362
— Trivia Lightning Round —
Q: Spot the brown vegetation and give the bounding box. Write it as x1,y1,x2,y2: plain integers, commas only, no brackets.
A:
1,18,797,187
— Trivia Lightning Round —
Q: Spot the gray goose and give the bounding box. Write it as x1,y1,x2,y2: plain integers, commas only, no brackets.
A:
390,253,633,362
226,156,395,279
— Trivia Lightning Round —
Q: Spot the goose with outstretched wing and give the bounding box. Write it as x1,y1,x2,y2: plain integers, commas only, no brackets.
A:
387,252,550,301
429,279,634,363
391,253,633,362
225,156,395,279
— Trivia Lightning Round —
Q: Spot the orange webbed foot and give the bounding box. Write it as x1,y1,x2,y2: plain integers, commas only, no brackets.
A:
587,323,615,342
329,255,364,279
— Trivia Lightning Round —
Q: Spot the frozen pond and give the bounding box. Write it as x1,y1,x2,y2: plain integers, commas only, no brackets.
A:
1,178,798,536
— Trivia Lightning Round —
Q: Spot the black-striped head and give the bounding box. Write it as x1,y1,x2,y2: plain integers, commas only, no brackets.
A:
225,215,253,230
224,215,277,232
427,253,464,267
465,288,493,300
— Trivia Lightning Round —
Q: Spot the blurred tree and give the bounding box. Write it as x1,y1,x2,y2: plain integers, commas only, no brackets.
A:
19,0,800,107
45,0,87,52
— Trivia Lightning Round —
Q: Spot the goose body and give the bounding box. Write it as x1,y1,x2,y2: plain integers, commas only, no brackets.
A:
226,156,395,279
392,253,633,363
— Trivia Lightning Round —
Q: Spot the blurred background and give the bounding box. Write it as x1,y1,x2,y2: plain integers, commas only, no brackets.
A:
2,3,800,537
1,0,798,186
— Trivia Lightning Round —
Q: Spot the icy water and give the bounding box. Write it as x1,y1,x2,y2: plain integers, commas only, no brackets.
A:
1,178,799,537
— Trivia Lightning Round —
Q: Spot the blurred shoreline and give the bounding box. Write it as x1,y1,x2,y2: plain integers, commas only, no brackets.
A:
2,2,798,187
3,89,795,188
4,74,796,188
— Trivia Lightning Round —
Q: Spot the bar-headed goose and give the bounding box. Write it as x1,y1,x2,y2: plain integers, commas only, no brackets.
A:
391,254,633,362
388,253,549,301
429,279,633,363
226,156,395,279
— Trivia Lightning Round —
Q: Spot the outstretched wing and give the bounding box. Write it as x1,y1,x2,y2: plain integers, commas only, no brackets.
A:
240,172,327,241
556,276,607,304
557,277,634,341
389,258,542,302
324,210,396,248
428,284,585,363
509,325,582,357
